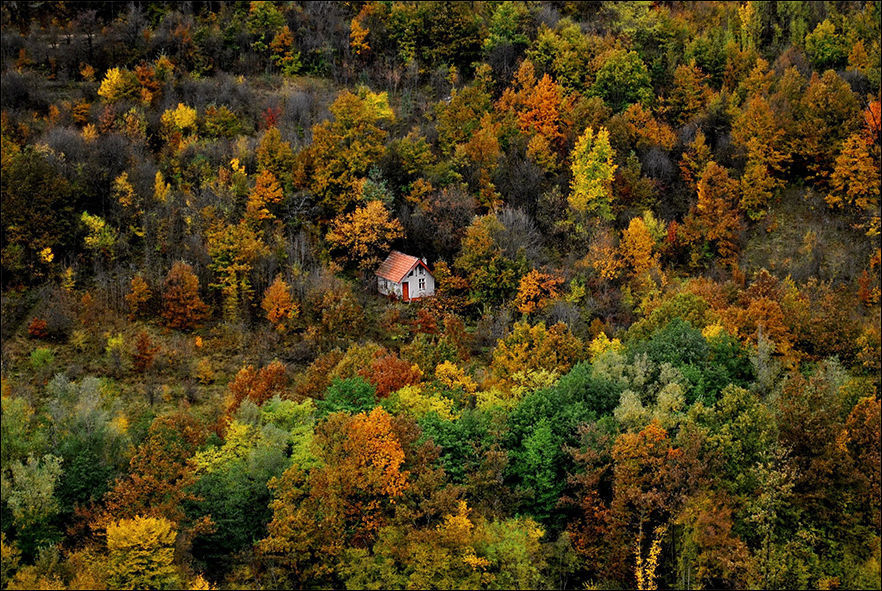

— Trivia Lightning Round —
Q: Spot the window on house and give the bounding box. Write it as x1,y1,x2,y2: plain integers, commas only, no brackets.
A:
418,266,424,275
419,278,426,290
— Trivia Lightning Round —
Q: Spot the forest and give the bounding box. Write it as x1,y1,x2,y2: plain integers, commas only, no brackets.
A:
0,1,880,589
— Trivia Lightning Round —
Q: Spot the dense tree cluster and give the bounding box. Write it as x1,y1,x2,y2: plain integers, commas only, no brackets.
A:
1,1,880,589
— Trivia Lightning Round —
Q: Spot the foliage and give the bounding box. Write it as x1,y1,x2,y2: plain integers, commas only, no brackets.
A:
106,515,180,590
161,262,209,331
326,200,404,272
569,127,617,219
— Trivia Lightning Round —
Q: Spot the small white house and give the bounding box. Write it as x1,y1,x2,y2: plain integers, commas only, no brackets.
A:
376,251,435,301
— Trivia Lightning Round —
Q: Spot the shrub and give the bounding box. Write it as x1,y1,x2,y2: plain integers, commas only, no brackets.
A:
29,347,55,369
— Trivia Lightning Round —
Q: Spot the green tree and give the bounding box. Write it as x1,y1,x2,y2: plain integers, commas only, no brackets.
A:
590,49,653,113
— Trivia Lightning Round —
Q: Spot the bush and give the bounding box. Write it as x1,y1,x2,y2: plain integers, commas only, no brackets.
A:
29,347,55,369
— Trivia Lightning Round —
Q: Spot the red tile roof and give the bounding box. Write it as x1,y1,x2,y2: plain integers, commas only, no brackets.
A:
376,251,428,283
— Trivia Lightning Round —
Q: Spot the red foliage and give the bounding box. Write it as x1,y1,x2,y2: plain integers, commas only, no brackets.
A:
132,331,160,374
359,351,422,397
28,317,48,339
262,105,282,129
224,361,289,425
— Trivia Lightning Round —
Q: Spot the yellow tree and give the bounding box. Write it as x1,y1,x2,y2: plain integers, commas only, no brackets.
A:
326,200,404,272
826,133,880,236
620,216,657,276
308,89,394,214
206,222,269,322
732,94,789,219
514,269,564,315
569,127,617,219
106,516,180,590
245,169,284,223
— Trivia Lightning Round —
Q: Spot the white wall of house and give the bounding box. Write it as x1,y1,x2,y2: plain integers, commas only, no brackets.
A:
403,265,435,298
377,265,435,299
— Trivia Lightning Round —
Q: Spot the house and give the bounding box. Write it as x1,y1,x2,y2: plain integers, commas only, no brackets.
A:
376,251,435,301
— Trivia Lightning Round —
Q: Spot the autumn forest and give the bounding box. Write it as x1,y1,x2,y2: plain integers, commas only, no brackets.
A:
0,1,880,589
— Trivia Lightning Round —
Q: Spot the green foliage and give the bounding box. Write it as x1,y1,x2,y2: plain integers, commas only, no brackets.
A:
318,377,377,417
804,19,849,72
590,49,653,113
28,347,54,369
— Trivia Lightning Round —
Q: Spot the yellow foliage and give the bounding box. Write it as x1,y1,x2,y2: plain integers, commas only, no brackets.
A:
154,171,170,202
701,323,726,341
435,361,477,393
589,332,623,360
39,247,54,264
113,172,137,209
635,524,667,591
326,200,404,271
97,67,137,102
620,216,657,276
569,126,616,218
393,384,460,421
161,102,198,132
106,515,180,590
191,421,256,474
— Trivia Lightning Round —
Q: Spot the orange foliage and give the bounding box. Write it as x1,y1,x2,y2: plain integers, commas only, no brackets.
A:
262,275,299,332
102,413,207,527
514,269,564,315
683,162,744,267
126,274,152,320
620,217,657,276
161,262,209,331
359,351,423,398
245,169,284,223
132,331,160,374
224,361,289,420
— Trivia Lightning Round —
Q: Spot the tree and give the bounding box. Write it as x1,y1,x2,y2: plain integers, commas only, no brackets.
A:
620,217,657,276
5,455,63,556
1,146,75,284
514,270,564,315
308,89,394,214
804,19,848,72
683,162,744,267
106,516,180,590
262,275,298,332
245,169,284,223
206,221,269,322
101,413,206,526
359,351,423,398
97,67,139,103
664,63,714,126
161,262,209,331
326,200,404,272
795,71,861,180
224,361,288,421
569,127,617,219
454,213,526,307
590,49,653,113
318,377,377,416
132,331,159,374
826,134,880,236
498,60,572,171
126,274,152,320
490,321,586,387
